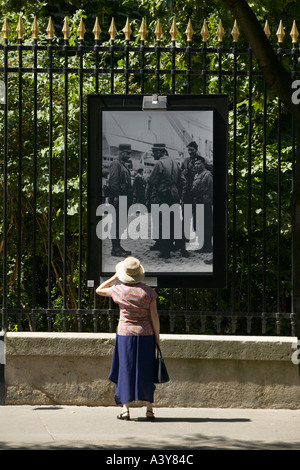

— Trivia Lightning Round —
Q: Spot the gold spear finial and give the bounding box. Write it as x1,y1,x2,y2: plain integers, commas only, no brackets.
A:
139,18,147,42
93,17,101,40
217,20,225,42
2,17,10,40
276,20,285,43
290,19,299,44
264,20,271,39
155,19,163,42
201,19,209,42
46,17,55,40
31,16,39,40
231,19,239,42
62,17,70,40
16,16,24,40
169,18,178,42
185,19,194,42
77,17,86,41
123,17,132,41
108,17,117,41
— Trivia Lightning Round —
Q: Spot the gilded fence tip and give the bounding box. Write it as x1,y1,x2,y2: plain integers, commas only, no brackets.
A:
46,17,55,40
231,19,239,42
276,20,285,43
77,17,86,41
123,17,132,41
201,19,209,43
93,17,101,40
16,16,24,40
2,17,10,40
31,16,39,40
62,17,70,41
139,18,147,42
155,19,163,42
264,20,271,39
185,19,194,42
217,19,225,42
108,17,117,41
290,19,299,44
169,18,178,42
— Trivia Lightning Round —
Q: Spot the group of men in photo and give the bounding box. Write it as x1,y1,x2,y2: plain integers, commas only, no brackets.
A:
107,140,213,260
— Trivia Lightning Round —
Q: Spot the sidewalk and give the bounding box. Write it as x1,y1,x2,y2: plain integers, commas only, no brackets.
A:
0,405,299,450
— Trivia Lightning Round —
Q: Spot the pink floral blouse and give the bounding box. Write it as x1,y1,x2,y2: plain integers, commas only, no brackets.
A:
110,283,158,336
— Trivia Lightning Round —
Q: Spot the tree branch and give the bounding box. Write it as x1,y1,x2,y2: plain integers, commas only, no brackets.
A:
222,0,300,122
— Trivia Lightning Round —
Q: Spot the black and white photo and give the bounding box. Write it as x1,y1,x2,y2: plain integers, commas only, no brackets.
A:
87,95,228,288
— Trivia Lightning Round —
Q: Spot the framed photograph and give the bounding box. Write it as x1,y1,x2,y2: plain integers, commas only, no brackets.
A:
87,94,228,288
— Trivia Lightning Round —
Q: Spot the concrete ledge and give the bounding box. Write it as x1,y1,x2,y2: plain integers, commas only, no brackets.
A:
5,332,116,357
5,332,297,361
4,333,300,408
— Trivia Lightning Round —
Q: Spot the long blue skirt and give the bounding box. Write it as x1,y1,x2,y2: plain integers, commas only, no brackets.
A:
108,334,156,405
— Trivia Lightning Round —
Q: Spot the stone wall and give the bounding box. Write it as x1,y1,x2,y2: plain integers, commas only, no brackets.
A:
3,332,300,408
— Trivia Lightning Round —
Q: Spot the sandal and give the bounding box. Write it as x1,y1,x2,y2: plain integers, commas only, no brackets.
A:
146,410,155,421
117,411,130,421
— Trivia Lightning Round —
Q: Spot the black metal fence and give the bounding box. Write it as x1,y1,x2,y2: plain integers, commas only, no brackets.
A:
0,15,298,335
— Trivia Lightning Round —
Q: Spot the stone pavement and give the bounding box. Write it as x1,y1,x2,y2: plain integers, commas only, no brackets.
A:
0,405,299,451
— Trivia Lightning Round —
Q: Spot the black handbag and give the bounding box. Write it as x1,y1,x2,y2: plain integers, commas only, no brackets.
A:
154,345,170,384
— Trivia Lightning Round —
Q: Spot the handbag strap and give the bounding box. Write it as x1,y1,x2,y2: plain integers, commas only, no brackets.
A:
156,345,163,359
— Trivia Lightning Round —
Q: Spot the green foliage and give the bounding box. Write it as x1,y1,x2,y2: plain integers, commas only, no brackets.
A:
0,1,296,334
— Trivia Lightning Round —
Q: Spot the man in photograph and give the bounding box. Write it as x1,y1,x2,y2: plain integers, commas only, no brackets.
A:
181,141,203,244
108,143,133,257
181,141,201,202
146,143,188,259
133,167,146,204
191,157,213,254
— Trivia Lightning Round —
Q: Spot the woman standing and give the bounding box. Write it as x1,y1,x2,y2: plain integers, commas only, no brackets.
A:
96,256,160,421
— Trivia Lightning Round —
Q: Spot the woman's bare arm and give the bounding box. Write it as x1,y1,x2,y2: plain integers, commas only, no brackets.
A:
150,300,160,345
95,273,118,297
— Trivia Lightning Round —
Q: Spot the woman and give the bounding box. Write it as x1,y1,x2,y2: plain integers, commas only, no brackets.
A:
96,256,160,421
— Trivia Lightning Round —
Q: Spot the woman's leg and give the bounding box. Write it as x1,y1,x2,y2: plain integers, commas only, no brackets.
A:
117,402,130,420
122,403,130,415
146,401,153,413
146,401,155,420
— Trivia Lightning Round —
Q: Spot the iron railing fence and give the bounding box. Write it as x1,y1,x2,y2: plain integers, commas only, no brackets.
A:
0,16,299,335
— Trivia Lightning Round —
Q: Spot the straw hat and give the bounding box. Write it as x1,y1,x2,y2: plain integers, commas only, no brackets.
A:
116,257,145,284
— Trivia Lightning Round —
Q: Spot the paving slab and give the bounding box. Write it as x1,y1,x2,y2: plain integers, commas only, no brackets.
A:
0,405,299,451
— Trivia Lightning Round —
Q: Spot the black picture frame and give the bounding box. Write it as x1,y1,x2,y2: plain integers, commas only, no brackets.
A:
87,94,228,288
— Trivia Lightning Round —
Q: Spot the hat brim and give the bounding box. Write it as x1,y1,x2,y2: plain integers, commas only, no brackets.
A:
116,261,145,284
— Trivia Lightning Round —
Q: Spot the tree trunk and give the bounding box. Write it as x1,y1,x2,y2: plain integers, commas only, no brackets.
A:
222,0,300,338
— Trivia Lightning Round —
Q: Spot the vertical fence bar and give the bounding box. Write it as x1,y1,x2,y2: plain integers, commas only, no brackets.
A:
110,39,114,94
32,37,38,319
1,35,8,332
202,40,207,94
277,98,282,318
186,39,191,94
291,43,297,334
78,33,84,316
94,35,99,93
155,39,160,95
47,34,53,327
247,47,253,326
125,39,129,94
63,32,69,329
262,80,268,330
218,41,222,93
17,37,22,317
171,39,176,94
140,38,145,95
231,41,238,317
